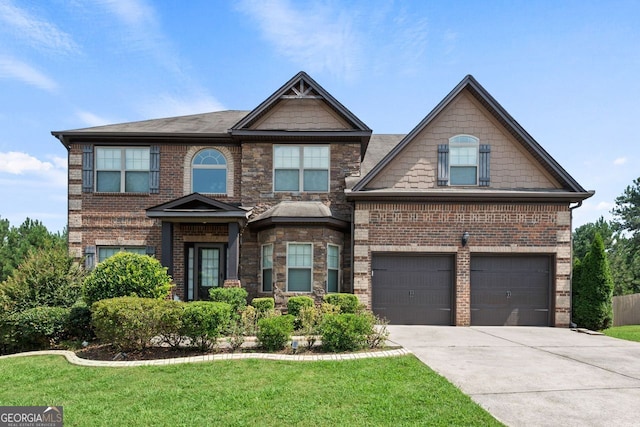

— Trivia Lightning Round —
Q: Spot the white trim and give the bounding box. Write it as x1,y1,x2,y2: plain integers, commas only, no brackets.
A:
448,134,479,186
286,242,313,292
183,146,235,197
95,146,150,193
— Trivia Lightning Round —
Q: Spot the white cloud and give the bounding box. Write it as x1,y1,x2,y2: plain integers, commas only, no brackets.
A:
236,0,362,80
0,55,58,92
0,1,79,54
613,157,627,165
76,110,115,127
139,93,225,119
0,151,66,187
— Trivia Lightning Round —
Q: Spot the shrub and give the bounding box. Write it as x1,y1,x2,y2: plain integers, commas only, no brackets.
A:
66,302,94,341
321,313,374,352
0,245,84,313
251,297,275,313
287,296,314,318
365,312,390,349
8,306,70,351
323,293,361,314
209,287,248,317
91,297,165,351
298,305,321,349
240,305,259,336
181,301,232,351
157,300,186,348
83,252,172,306
257,315,294,351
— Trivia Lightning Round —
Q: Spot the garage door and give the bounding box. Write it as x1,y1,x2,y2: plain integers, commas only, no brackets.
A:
471,255,551,326
372,254,453,325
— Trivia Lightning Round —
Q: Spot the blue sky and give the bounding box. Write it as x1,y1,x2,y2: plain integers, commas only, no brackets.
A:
0,0,638,233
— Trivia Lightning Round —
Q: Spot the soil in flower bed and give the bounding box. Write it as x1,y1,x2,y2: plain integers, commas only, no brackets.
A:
75,343,397,361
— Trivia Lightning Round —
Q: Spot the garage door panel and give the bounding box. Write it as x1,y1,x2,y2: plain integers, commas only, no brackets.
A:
372,254,453,325
471,255,551,326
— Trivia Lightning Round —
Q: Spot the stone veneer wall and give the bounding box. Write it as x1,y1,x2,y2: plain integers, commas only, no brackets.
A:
353,201,573,327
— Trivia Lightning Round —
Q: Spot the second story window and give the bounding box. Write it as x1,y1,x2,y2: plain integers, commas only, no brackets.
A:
274,145,329,192
449,135,479,185
96,147,150,193
192,149,227,194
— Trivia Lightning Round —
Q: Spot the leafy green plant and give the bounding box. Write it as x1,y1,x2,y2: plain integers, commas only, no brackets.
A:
321,313,374,352
156,300,185,348
7,306,70,351
287,295,314,317
323,293,361,314
66,301,94,341
0,244,84,314
91,297,165,351
181,301,232,351
298,305,321,349
83,252,172,306
209,287,247,318
257,315,294,351
251,297,275,313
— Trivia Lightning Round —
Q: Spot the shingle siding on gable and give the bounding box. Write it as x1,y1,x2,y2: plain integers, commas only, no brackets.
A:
367,91,560,190
252,99,351,130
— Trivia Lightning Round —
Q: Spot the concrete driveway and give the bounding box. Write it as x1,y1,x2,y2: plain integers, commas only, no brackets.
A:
387,326,640,427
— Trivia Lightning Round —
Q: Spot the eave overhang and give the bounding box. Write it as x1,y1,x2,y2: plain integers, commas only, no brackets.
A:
345,189,595,203
146,193,250,224
248,216,350,231
52,132,233,148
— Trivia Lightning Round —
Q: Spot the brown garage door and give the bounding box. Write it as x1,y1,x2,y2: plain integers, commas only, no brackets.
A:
471,255,551,326
372,254,453,325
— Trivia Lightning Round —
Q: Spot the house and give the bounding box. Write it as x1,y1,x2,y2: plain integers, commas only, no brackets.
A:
52,71,593,327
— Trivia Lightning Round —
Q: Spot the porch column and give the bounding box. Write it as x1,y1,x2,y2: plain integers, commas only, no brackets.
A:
161,221,173,276
224,222,241,287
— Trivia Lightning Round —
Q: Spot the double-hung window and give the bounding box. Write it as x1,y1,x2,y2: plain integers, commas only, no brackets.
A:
449,135,479,185
97,246,146,263
261,244,273,292
96,147,150,192
287,243,312,292
327,244,340,293
274,145,329,192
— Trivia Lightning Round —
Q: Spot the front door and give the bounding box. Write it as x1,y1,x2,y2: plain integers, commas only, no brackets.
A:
186,244,225,300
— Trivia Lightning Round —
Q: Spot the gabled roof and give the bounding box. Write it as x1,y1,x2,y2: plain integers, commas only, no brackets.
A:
352,75,589,195
230,71,371,148
146,193,249,222
52,111,248,147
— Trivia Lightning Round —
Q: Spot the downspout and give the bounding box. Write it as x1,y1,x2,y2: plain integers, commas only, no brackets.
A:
567,201,582,328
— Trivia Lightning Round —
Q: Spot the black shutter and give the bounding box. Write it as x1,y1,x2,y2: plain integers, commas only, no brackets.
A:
145,245,156,256
82,145,93,192
437,144,449,186
479,144,491,187
150,145,160,194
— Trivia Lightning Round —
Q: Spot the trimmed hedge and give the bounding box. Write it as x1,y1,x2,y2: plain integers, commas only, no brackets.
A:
257,315,294,351
251,297,275,313
321,313,374,352
83,252,172,306
287,296,314,318
323,293,360,314
91,297,166,351
181,301,232,351
6,306,70,351
209,287,247,317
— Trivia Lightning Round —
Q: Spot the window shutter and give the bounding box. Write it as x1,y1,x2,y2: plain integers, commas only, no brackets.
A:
150,145,160,194
145,245,156,256
437,144,449,186
84,245,96,270
479,144,491,187
82,145,94,193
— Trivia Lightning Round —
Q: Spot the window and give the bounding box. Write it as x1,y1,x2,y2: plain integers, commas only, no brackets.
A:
327,244,340,293
262,244,274,292
97,246,147,263
192,149,227,194
96,147,150,192
287,243,312,292
449,135,478,185
274,145,329,192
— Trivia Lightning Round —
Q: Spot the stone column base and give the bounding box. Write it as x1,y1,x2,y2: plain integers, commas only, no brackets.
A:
223,279,242,288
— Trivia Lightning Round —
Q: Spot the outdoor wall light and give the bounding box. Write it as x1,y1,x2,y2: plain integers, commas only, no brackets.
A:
461,231,470,247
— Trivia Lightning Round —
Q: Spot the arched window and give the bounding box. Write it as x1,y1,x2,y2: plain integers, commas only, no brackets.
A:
192,149,227,194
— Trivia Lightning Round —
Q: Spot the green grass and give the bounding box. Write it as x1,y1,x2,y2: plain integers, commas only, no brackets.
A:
603,325,640,342
0,355,501,427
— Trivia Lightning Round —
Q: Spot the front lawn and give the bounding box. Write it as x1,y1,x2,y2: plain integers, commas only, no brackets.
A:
603,325,640,342
1,355,501,426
